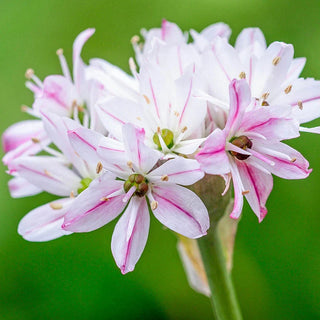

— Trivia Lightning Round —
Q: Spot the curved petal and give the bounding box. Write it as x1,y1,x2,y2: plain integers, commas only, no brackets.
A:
111,197,150,274
235,28,267,53
18,198,73,242
148,157,204,186
237,160,273,222
63,173,125,232
229,160,244,219
152,184,209,238
8,176,42,198
196,129,230,175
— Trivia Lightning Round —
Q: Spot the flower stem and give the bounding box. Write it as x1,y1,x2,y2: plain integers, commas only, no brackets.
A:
193,175,242,320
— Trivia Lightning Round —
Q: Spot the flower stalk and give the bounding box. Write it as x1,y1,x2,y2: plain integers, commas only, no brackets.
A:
193,175,242,320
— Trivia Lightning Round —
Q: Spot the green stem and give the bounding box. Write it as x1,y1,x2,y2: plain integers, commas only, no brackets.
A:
193,175,242,320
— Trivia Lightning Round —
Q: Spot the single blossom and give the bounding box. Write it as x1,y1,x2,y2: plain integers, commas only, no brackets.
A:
63,123,209,273
196,79,311,221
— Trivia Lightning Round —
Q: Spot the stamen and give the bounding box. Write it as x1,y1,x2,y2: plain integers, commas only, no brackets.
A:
25,68,43,88
161,175,169,181
129,57,138,79
291,158,297,163
127,161,133,168
31,137,40,143
174,111,180,117
272,56,281,66
284,85,292,94
242,190,250,195
181,126,188,133
249,149,275,166
20,105,37,117
143,94,150,104
261,92,270,100
298,101,303,110
96,161,103,174
130,35,140,44
100,197,110,202
25,68,34,80
70,191,75,198
50,202,63,210
239,71,246,79
151,201,158,210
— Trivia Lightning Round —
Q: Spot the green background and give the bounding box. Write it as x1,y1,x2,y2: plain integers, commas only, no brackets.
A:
1,0,320,319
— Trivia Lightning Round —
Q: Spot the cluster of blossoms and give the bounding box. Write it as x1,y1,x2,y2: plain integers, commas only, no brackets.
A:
3,20,319,274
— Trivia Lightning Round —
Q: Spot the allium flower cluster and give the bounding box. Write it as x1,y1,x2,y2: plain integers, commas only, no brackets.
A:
3,20,317,273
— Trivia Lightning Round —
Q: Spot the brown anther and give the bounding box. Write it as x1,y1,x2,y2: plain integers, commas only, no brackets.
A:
174,111,180,117
134,174,144,184
230,135,253,160
261,100,269,106
272,56,281,66
151,201,158,210
77,105,85,112
161,174,169,181
143,94,150,104
100,197,110,202
50,202,63,210
96,161,103,174
127,161,133,168
56,48,63,55
157,126,161,134
25,68,34,79
239,71,246,79
72,100,77,108
31,137,40,143
70,191,75,198
136,117,141,120
181,126,188,133
291,158,297,163
21,105,29,112
74,151,80,157
261,92,270,100
284,85,292,94
131,35,140,44
298,101,303,110
242,190,250,195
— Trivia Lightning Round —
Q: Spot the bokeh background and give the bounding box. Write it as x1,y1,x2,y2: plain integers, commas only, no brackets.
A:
1,0,320,319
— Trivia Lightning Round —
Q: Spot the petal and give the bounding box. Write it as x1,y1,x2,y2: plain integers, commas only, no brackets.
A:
152,184,209,238
13,156,81,196
286,57,306,83
73,28,95,93
18,198,73,242
229,160,244,219
237,160,273,222
173,138,205,155
8,176,42,198
2,120,44,153
224,79,252,136
254,141,311,179
235,28,267,53
63,173,125,232
148,157,204,186
122,124,161,173
196,129,230,175
111,197,150,274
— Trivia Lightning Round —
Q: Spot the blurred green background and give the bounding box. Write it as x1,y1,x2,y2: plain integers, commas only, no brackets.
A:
1,0,320,319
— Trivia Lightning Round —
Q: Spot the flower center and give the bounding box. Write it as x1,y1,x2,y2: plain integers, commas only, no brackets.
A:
153,128,174,150
124,174,149,197
230,135,252,160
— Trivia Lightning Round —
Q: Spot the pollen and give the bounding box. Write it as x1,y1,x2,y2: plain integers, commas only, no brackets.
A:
261,101,269,106
50,202,63,210
272,56,281,66
96,161,103,174
151,200,158,210
25,68,34,79
21,105,29,112
284,85,292,94
298,101,303,110
161,175,169,181
239,72,246,79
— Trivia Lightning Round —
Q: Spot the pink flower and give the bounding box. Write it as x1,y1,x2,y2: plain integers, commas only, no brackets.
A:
63,123,209,273
196,79,311,221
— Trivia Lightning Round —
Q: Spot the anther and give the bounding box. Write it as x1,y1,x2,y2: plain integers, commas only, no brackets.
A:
21,105,29,112
100,197,110,202
143,94,150,104
50,202,63,210
181,126,188,133
261,92,270,100
31,137,40,143
239,71,246,79
25,68,34,79
70,191,75,198
131,35,140,44
151,200,158,210
127,161,133,168
298,101,303,110
284,85,292,94
56,48,63,55
242,190,250,195
291,158,297,163
44,170,51,176
161,175,169,181
96,161,103,174
261,101,269,106
174,111,180,117
272,56,281,66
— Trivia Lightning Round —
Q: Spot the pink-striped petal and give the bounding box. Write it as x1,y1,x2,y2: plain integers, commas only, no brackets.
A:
111,197,150,274
235,28,267,53
8,176,42,198
148,157,204,186
229,160,244,220
18,198,73,242
63,173,125,232
152,184,209,238
196,129,230,175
